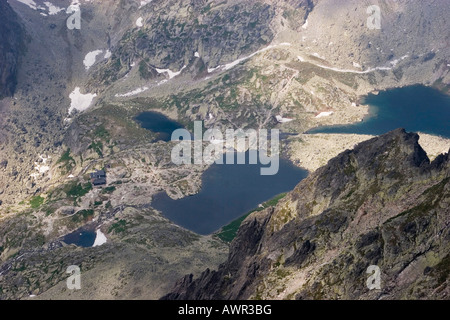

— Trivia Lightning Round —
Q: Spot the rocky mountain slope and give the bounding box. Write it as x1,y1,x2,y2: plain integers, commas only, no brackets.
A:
0,0,448,208
163,129,450,300
0,0,449,300
0,0,26,99
0,204,228,300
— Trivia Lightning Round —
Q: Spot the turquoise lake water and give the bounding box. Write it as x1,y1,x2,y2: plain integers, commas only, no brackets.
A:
138,85,449,235
307,85,450,138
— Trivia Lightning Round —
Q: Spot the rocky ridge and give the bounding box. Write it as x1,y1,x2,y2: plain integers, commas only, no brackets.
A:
0,0,26,99
0,0,449,300
1,0,449,208
163,129,450,300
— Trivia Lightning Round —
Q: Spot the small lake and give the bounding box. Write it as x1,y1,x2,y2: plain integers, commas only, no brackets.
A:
135,110,308,235
139,84,450,236
151,152,308,235
135,111,184,142
62,228,97,247
307,85,450,138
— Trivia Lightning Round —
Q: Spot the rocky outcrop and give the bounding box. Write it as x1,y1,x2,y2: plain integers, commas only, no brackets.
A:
163,129,450,300
92,0,276,86
0,0,26,98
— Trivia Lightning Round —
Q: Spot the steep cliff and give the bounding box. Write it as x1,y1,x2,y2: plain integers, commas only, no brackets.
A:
0,0,26,98
164,129,450,300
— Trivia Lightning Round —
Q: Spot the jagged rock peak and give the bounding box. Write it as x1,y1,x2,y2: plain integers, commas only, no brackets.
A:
163,129,450,300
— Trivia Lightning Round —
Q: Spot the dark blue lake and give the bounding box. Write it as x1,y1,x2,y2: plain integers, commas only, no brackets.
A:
135,111,308,234
63,228,96,247
307,85,450,138
135,111,184,142
151,152,308,235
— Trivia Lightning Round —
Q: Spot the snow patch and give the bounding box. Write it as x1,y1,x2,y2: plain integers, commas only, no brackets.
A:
115,78,169,98
390,55,409,67
315,111,334,118
44,2,64,15
16,0,39,10
104,50,112,59
69,87,97,114
312,52,326,60
207,66,221,73
31,155,51,178
83,50,103,70
302,19,308,29
92,229,107,247
139,0,153,8
115,86,149,98
136,17,144,27
155,65,186,79
194,52,200,58
275,115,293,123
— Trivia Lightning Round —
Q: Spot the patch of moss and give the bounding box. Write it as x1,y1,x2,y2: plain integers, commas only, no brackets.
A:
56,149,75,174
88,141,103,157
216,193,287,242
101,186,116,194
63,181,93,199
384,177,449,225
71,209,94,223
433,253,450,286
94,125,110,140
108,219,128,234
29,196,44,209
138,60,152,80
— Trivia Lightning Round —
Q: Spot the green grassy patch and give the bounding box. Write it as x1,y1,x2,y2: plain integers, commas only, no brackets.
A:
29,196,44,209
433,253,450,286
108,219,128,234
56,149,75,174
216,193,287,242
71,209,94,223
94,125,110,140
138,60,153,80
384,177,449,225
88,141,103,157
101,186,116,194
63,181,93,199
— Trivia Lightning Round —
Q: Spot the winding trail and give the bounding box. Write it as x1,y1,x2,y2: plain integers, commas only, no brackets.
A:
297,55,394,74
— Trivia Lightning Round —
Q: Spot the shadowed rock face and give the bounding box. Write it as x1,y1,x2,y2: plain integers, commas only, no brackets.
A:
0,0,26,98
0,0,448,301
163,129,450,300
